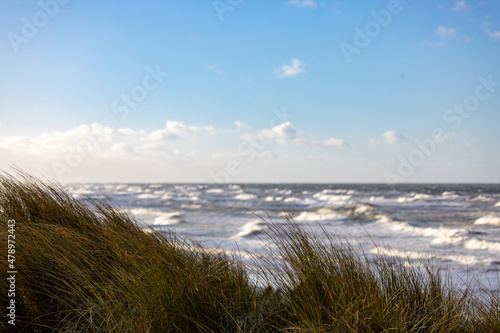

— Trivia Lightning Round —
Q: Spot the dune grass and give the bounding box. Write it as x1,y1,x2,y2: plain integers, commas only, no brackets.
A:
0,172,499,332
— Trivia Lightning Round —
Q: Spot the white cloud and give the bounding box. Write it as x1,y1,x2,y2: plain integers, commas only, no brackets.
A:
383,130,406,144
323,137,347,148
241,121,302,145
288,0,319,8
234,121,250,130
453,0,468,11
275,59,306,78
486,29,500,40
433,132,454,142
271,122,302,144
0,123,115,156
436,25,456,38
117,128,145,136
0,120,216,159
241,122,347,148
147,120,214,141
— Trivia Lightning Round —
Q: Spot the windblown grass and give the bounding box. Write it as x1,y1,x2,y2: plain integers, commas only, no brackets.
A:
0,172,498,332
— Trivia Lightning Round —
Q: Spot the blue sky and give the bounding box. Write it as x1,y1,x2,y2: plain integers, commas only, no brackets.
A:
0,0,499,183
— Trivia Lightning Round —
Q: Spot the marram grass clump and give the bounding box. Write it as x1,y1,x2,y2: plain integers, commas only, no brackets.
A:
0,172,498,332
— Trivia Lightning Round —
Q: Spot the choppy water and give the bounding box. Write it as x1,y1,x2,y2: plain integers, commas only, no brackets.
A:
66,183,500,292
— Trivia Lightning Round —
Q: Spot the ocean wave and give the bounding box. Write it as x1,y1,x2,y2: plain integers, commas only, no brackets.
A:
130,208,157,216
397,193,433,203
370,246,430,260
264,196,284,202
206,188,224,194
353,203,375,214
235,193,258,200
126,186,144,193
181,204,203,209
232,221,267,238
368,196,386,202
129,208,184,225
472,195,491,202
442,191,458,198
320,189,349,194
313,193,352,205
494,201,500,207
137,193,160,199
294,208,344,222
153,212,184,225
283,197,301,203
161,193,173,200
376,218,500,253
464,239,500,252
370,246,482,266
474,215,500,226
377,219,466,240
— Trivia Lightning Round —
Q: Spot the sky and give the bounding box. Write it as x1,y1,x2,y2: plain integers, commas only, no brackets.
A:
0,0,499,183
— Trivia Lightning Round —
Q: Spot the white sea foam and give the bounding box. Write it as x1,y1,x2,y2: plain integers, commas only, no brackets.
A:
153,213,183,225
264,196,284,202
472,195,490,202
235,193,258,200
371,246,482,266
295,208,344,222
313,193,352,205
232,221,267,238
161,193,173,200
397,196,415,203
206,188,224,194
130,208,157,216
127,186,143,193
370,246,429,260
377,219,466,241
67,183,500,292
181,204,203,209
464,239,500,252
137,193,159,199
397,193,433,203
353,204,374,214
474,215,500,226
321,189,349,194
130,208,184,225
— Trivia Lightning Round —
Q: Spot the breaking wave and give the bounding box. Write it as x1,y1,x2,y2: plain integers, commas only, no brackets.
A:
474,215,500,226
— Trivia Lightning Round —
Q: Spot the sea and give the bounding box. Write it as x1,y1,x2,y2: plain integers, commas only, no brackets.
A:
66,183,500,292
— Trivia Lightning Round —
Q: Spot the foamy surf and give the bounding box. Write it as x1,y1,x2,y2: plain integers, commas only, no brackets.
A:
474,215,500,226
294,208,344,222
370,246,484,266
232,221,268,238
129,208,184,225
235,193,258,200
65,183,500,292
